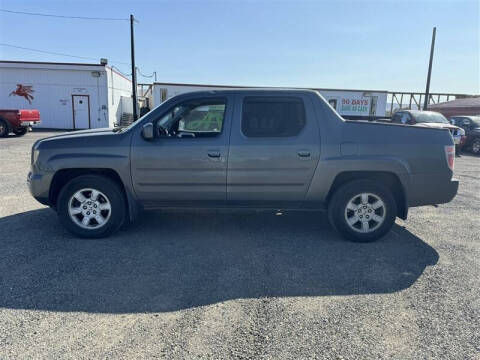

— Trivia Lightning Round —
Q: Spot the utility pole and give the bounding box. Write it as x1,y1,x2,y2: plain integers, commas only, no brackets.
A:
130,14,138,121
423,27,436,110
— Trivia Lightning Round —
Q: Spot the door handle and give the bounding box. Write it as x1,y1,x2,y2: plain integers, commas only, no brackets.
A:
297,150,311,158
207,151,221,158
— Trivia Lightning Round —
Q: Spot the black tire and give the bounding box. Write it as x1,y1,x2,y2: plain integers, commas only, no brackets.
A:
328,179,397,242
0,119,9,137
57,175,126,238
471,138,480,155
13,127,28,136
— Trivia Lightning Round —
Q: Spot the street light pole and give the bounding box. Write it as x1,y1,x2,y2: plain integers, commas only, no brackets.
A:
130,14,138,121
423,27,436,110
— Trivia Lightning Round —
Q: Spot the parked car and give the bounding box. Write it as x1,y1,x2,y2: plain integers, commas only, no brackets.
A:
28,90,458,242
391,110,466,151
449,115,480,155
0,109,41,137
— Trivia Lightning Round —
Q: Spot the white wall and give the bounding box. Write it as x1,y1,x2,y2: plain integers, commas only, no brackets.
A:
0,63,110,129
152,83,388,117
106,67,132,127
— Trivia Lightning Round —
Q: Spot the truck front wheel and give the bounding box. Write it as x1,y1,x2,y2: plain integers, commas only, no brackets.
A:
328,179,397,242
57,175,126,238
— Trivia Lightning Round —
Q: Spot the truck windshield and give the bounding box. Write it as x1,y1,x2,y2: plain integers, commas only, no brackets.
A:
414,112,449,124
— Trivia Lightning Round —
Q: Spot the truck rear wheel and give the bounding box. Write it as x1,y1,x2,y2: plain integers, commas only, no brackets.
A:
57,175,126,238
13,127,28,136
328,179,397,242
0,119,8,137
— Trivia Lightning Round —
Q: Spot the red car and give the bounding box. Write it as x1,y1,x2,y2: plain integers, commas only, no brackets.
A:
0,109,41,137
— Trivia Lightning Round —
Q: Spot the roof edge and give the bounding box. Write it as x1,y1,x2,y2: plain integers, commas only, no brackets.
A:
0,60,105,67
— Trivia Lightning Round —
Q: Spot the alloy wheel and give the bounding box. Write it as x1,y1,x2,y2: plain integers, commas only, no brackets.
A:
68,188,112,229
344,193,386,233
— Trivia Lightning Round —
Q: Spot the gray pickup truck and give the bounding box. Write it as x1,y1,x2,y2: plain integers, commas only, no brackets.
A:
28,89,458,242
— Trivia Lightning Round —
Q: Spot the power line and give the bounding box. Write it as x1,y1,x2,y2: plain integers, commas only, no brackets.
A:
1,43,97,61
0,9,128,21
0,43,131,66
111,65,132,77
137,68,154,78
137,68,157,81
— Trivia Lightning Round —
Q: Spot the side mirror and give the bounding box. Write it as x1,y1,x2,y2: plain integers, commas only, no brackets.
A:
142,123,155,140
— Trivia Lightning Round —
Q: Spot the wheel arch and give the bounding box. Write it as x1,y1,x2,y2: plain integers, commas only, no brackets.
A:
49,168,140,222
326,171,408,220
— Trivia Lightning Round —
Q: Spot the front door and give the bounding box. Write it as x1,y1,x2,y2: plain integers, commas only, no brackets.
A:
130,95,233,208
72,95,90,129
227,94,321,208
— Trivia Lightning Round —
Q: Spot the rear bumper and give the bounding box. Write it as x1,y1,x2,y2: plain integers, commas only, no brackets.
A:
19,121,40,128
453,135,467,147
408,174,459,207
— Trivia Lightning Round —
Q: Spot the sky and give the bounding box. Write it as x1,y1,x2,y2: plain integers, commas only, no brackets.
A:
0,0,479,94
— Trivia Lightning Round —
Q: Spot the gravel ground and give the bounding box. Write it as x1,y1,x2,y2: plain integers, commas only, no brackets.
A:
0,131,479,359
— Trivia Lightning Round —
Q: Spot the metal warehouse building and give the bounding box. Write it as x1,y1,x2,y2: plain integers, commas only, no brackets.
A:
147,82,388,120
0,60,132,129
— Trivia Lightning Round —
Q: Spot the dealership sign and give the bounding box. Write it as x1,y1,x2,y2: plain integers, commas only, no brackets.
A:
340,98,369,114
325,94,374,116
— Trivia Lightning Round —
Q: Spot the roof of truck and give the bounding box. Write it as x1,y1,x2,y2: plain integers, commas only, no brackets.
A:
172,88,321,95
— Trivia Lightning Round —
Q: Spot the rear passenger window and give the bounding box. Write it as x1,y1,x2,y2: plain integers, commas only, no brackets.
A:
242,97,305,137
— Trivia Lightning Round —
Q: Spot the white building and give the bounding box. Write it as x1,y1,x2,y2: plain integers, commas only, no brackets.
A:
0,60,133,129
149,82,388,119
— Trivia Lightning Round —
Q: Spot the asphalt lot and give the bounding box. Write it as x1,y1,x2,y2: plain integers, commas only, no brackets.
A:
0,130,479,359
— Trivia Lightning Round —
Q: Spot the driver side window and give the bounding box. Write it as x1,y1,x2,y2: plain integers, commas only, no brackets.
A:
156,99,226,138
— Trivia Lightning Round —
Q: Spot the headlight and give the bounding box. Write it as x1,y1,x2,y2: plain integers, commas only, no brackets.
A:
458,128,465,136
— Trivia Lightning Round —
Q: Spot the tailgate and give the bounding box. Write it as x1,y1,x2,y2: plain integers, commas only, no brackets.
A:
19,109,40,122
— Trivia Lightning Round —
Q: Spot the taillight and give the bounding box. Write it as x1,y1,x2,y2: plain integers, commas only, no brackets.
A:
445,145,455,171
17,111,21,120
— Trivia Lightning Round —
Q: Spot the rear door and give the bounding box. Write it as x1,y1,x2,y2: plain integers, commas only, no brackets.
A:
227,93,320,207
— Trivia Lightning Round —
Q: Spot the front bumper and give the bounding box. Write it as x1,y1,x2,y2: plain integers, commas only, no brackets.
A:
27,170,51,206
